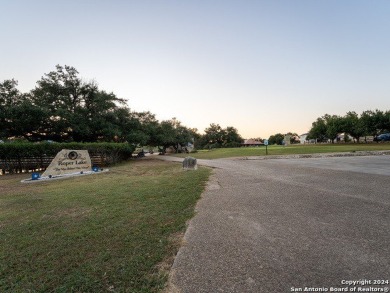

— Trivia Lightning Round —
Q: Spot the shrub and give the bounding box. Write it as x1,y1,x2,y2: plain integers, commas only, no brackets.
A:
224,142,242,148
209,143,222,149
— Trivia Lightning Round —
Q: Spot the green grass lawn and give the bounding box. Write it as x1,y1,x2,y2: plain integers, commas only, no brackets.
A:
0,159,211,292
173,143,390,159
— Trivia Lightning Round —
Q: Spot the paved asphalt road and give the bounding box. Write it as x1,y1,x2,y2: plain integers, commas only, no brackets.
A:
160,155,390,293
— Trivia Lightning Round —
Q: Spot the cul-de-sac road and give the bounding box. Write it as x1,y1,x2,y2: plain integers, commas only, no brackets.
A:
160,155,390,293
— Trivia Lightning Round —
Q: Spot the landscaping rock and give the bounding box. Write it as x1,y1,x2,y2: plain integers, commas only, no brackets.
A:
183,157,197,170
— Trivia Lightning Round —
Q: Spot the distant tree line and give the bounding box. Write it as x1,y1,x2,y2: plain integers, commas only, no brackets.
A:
0,65,243,152
267,132,299,145
264,110,390,146
308,111,390,143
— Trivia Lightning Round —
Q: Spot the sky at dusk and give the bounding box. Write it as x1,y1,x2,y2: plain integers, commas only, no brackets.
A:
1,0,389,138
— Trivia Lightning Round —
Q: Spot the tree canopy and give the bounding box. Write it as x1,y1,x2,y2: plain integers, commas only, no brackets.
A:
1,65,246,152
0,66,199,151
268,133,284,145
201,124,243,148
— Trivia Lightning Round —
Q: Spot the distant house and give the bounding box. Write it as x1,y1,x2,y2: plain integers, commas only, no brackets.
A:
361,136,374,142
299,133,309,144
334,133,348,143
241,139,263,147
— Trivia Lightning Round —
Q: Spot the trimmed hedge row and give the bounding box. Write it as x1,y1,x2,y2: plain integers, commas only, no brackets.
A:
0,142,135,174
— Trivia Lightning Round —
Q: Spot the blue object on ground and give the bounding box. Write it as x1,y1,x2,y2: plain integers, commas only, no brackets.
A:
32,173,40,180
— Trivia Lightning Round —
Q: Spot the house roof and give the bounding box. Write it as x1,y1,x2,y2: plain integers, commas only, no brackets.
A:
242,139,262,145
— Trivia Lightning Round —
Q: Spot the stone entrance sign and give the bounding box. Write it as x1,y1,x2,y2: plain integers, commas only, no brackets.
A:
42,149,92,177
